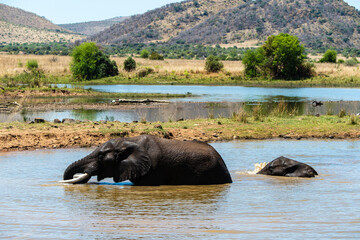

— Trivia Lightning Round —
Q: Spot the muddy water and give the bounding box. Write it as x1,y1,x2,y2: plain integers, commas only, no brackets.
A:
1,140,359,239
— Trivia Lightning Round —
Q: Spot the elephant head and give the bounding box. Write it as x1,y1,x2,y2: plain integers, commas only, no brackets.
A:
60,138,151,184
257,156,318,178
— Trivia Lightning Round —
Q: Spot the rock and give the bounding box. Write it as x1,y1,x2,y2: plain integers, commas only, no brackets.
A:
154,124,163,129
34,118,45,123
62,118,76,124
54,119,61,124
233,136,240,140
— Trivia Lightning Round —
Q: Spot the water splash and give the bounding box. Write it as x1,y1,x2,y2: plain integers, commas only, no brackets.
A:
238,162,268,175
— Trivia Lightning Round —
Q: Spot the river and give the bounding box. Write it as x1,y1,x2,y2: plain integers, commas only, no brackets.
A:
1,140,359,239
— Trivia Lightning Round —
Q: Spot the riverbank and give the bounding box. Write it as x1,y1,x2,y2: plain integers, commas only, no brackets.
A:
0,87,192,100
1,115,359,152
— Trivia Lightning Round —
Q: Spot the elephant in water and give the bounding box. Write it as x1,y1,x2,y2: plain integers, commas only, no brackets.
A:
60,135,232,185
257,156,318,178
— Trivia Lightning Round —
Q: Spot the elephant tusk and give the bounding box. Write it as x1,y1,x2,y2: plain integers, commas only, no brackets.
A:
59,173,90,184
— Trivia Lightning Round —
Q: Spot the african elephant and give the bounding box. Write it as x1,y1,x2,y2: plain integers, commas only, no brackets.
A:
257,156,318,178
60,135,232,185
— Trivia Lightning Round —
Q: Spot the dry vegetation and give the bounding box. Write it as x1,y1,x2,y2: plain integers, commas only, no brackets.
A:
1,54,360,79
0,54,71,76
0,21,84,44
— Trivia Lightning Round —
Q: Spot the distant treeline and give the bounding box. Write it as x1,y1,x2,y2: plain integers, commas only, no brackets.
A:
1,42,360,59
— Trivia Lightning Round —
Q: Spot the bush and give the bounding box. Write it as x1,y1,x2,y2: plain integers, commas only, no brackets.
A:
26,59,38,70
242,48,265,77
70,42,118,80
137,67,154,78
149,51,164,60
243,33,314,80
205,55,224,73
262,33,307,79
319,50,337,63
140,49,149,58
123,57,136,72
344,57,359,66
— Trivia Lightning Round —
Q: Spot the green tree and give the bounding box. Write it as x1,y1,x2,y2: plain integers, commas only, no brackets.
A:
242,48,265,77
149,51,164,60
205,55,224,73
262,33,306,79
319,49,337,63
123,57,136,72
140,49,149,58
70,42,118,80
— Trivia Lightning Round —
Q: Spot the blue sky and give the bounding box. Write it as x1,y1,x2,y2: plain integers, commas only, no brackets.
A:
0,0,359,24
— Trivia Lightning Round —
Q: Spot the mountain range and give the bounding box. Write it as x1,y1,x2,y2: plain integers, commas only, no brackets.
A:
88,0,360,49
0,3,83,43
59,16,129,36
2,0,360,50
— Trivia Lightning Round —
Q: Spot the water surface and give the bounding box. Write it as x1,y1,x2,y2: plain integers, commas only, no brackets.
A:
1,140,359,239
82,85,360,102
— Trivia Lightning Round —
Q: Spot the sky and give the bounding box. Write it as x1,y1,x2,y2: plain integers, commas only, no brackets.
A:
0,0,359,24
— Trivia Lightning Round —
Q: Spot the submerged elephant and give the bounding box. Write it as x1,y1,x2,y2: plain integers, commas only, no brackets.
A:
257,156,318,178
60,135,232,185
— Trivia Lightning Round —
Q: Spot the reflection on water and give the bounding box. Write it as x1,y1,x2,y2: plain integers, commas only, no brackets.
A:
1,100,360,123
0,140,359,239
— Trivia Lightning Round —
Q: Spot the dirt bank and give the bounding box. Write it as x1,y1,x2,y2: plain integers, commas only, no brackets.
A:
1,116,360,152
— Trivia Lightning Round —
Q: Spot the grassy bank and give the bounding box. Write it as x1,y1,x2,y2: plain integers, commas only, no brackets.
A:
1,115,359,152
0,86,192,99
75,74,360,88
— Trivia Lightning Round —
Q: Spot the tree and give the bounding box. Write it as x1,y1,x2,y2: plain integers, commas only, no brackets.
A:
140,49,149,58
70,42,118,80
205,55,224,73
149,51,164,60
124,57,136,72
262,33,306,79
242,48,265,77
319,49,337,63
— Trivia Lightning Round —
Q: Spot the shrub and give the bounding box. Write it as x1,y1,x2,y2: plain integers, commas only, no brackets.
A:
205,55,224,73
243,33,314,80
242,48,265,77
137,67,154,78
70,42,118,80
123,57,136,72
262,33,307,79
344,57,359,66
338,109,347,118
319,50,337,63
149,51,164,60
140,49,149,58
26,59,38,70
348,114,358,125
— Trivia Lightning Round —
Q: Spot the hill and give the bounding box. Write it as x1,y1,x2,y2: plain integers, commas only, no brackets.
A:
88,0,360,50
0,3,84,43
59,16,129,35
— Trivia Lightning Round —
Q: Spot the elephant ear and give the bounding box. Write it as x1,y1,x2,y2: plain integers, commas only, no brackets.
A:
113,141,151,183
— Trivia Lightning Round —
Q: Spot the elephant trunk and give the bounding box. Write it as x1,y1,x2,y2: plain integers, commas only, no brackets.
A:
62,154,98,184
